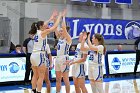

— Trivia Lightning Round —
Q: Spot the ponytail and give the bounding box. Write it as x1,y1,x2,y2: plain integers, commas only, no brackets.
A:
100,36,106,55
30,22,37,35
29,21,44,35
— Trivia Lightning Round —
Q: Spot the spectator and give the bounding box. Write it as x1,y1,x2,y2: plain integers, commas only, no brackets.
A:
23,31,34,85
134,37,140,76
69,45,76,55
114,44,123,51
70,45,76,52
10,44,23,54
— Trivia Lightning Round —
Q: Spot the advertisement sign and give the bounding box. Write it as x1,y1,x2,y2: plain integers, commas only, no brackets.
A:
91,0,111,3
108,53,140,74
66,18,140,39
115,0,132,4
0,57,26,82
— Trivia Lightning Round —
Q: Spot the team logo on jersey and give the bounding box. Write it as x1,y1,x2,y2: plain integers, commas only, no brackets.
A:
9,62,20,73
111,57,121,70
125,21,140,39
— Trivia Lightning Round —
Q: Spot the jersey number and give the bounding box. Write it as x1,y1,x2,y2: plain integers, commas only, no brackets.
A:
34,36,38,42
89,54,94,61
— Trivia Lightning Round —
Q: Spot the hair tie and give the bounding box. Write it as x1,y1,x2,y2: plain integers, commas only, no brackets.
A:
35,23,38,30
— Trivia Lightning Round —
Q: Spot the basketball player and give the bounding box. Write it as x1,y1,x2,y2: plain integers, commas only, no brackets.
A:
64,31,88,93
30,12,62,93
44,11,57,93
54,9,72,93
44,43,53,93
81,32,105,93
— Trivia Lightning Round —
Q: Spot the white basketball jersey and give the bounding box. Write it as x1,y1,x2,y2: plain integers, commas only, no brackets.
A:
46,44,51,54
57,38,71,56
74,43,88,59
89,45,104,65
33,30,47,52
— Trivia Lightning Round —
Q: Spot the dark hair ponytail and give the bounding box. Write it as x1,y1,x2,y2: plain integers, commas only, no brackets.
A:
29,21,44,35
100,36,106,55
30,22,37,35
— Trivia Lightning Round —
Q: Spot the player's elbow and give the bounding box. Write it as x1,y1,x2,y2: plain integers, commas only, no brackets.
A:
80,47,84,51
81,58,86,62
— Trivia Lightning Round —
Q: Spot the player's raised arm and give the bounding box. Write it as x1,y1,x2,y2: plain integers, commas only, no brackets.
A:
44,10,58,27
81,32,89,51
61,9,72,45
88,33,98,52
41,12,62,38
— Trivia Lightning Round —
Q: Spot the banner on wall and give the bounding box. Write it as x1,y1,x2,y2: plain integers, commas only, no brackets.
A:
71,0,132,4
71,0,87,2
66,18,140,39
91,0,111,3
115,0,132,4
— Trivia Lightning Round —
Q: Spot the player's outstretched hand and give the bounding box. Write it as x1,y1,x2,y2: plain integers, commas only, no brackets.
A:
62,8,67,17
50,10,58,20
82,34,87,41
